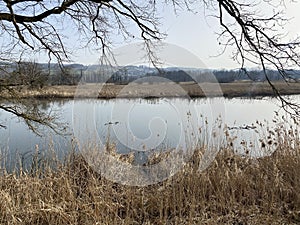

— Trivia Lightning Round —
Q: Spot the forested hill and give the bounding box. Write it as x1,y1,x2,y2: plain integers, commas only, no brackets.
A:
0,62,299,86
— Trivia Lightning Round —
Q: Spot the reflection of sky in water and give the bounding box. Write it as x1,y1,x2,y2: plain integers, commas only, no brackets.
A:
93,98,199,153
0,95,299,168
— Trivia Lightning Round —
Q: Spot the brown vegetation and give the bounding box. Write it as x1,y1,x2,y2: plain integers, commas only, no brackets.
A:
1,81,300,99
0,120,300,224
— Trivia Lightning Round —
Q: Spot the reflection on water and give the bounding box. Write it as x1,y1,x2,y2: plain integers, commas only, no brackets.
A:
0,95,299,168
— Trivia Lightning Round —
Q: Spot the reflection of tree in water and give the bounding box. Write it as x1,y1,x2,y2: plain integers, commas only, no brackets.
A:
55,99,69,108
0,99,66,136
39,100,51,111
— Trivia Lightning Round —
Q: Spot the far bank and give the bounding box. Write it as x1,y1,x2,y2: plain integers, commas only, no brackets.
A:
1,81,300,99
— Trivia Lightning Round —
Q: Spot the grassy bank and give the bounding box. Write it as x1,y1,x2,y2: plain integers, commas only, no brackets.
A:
0,122,300,224
1,81,300,99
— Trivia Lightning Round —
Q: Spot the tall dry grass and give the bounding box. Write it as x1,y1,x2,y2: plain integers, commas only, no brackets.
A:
0,120,300,224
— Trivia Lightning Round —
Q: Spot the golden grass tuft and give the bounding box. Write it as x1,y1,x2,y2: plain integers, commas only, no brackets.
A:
0,122,300,224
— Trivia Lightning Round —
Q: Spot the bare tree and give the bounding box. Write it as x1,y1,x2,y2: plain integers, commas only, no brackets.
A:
0,0,299,130
215,0,300,115
9,61,48,88
0,0,160,63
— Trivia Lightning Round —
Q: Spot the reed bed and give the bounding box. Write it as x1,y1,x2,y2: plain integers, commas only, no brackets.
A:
1,82,300,99
0,120,300,224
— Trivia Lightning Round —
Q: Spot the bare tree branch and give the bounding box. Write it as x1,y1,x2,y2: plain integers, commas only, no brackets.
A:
216,0,300,115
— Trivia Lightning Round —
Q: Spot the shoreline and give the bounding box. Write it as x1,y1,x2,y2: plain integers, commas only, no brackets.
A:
1,81,300,99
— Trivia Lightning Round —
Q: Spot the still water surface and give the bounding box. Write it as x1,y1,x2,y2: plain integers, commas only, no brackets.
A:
0,95,299,168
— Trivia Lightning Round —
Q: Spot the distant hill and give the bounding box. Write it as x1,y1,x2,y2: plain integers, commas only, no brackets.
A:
0,62,299,85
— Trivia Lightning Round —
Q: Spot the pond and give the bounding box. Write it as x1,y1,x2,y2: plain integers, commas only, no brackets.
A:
0,95,299,169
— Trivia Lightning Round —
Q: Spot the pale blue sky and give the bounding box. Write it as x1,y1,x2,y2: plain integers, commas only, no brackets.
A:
73,1,300,69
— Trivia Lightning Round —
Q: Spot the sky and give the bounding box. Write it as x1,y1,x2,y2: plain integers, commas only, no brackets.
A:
71,1,300,69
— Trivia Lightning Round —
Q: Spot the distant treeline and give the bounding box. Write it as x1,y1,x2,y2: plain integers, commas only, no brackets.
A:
106,68,300,84
0,62,299,87
143,69,300,83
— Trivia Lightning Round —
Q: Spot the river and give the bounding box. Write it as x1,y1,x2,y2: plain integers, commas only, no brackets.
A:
0,95,299,169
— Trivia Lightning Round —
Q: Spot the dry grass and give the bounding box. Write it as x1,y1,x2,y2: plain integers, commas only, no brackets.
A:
0,122,300,224
1,82,300,99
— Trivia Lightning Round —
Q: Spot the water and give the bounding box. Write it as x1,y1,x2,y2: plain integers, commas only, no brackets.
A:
0,95,299,168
